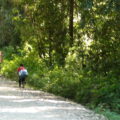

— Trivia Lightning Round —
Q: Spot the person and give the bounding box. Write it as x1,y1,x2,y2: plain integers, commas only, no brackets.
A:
17,64,28,88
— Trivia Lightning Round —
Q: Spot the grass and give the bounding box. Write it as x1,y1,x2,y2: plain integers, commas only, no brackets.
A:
94,108,120,120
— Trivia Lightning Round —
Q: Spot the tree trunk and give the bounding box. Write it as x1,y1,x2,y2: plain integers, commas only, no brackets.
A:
48,32,52,66
69,0,74,47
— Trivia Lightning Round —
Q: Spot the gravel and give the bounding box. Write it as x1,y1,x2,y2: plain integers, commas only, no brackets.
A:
0,77,108,120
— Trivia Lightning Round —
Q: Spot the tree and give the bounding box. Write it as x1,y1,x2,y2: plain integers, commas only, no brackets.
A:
78,0,120,74
69,0,74,47
0,0,21,48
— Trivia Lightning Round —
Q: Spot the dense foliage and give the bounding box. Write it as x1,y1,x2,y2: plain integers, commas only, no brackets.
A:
0,0,120,117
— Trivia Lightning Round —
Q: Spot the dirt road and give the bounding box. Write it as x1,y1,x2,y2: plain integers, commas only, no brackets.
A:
0,77,107,120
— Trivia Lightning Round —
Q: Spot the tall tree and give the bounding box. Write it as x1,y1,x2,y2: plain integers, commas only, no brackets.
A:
0,0,21,48
69,0,74,47
78,0,120,74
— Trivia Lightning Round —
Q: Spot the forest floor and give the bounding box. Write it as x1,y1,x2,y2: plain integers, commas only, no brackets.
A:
0,77,108,120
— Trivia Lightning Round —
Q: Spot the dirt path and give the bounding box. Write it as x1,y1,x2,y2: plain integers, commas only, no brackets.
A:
0,77,107,120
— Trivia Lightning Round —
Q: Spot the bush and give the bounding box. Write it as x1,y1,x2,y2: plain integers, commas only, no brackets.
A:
75,73,120,113
46,67,79,99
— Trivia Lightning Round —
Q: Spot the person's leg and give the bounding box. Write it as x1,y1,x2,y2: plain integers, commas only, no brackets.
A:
21,77,25,88
19,76,22,88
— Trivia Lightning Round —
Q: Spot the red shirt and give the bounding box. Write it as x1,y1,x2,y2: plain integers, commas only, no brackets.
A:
17,66,25,72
